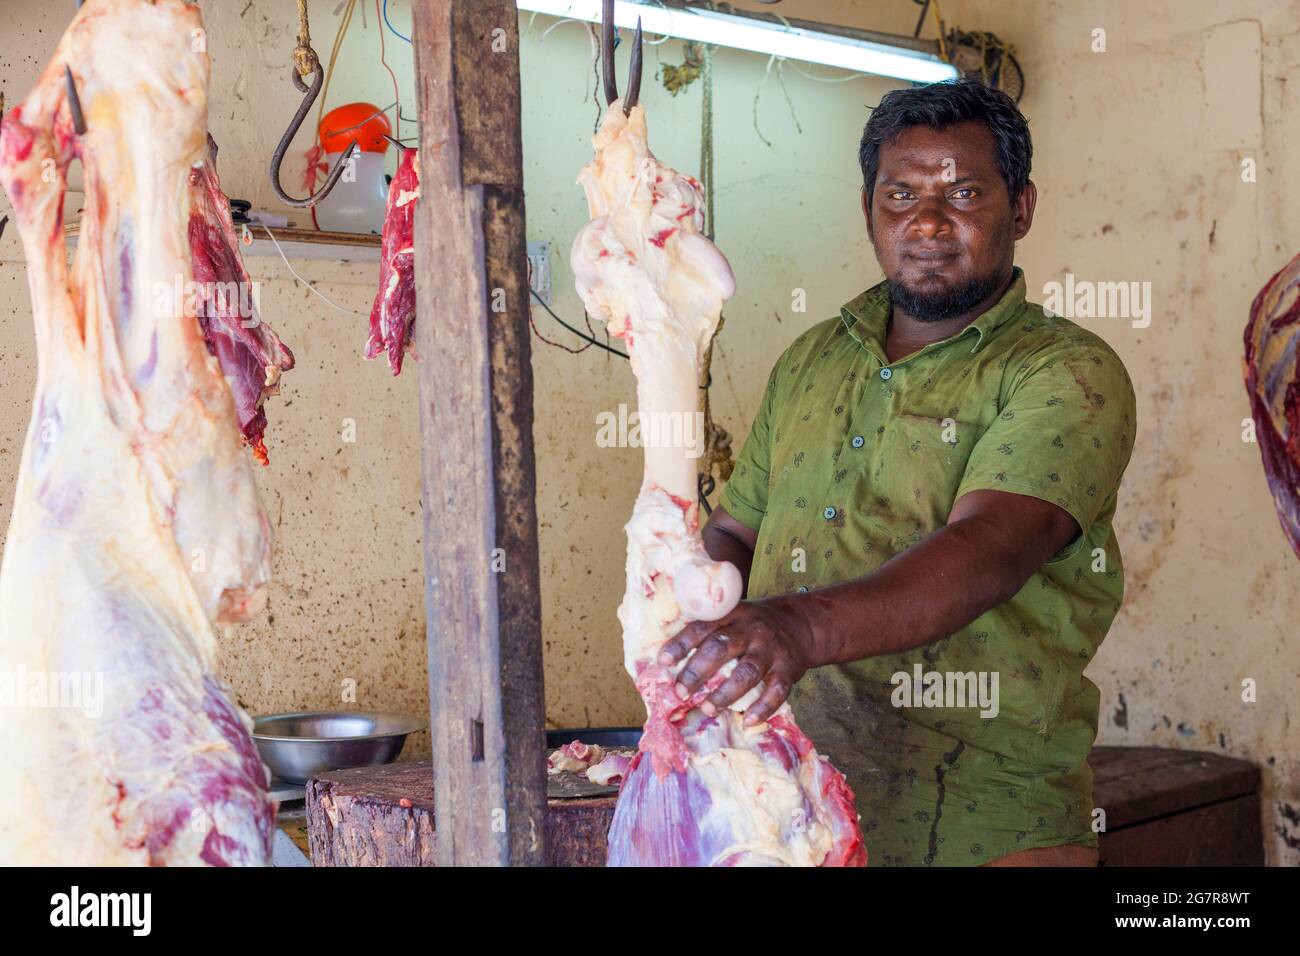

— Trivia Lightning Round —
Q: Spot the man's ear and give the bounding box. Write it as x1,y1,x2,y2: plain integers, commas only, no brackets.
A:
861,186,873,236
1013,179,1037,241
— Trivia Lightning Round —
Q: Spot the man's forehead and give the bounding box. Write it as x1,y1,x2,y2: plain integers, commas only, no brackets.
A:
876,121,998,173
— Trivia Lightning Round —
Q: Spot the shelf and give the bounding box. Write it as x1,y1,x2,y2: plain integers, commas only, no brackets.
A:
63,221,382,264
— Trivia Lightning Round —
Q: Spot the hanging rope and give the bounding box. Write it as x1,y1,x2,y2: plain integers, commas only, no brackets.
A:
700,43,714,241
292,0,320,78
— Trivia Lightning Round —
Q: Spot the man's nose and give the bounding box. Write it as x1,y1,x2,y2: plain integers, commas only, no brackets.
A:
910,199,952,239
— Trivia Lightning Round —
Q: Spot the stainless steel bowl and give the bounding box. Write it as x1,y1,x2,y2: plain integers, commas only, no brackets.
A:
252,711,427,785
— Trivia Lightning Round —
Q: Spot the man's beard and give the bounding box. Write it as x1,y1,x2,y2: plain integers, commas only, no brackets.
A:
886,268,1006,323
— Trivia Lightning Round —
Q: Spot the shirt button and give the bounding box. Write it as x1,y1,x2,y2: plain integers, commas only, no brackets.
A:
796,585,810,593
879,367,893,380
851,435,865,449
823,506,837,520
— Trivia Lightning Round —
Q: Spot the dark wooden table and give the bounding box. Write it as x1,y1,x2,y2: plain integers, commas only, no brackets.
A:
1091,746,1263,866
305,746,1264,866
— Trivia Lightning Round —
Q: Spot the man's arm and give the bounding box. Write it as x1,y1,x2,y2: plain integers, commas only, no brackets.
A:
663,489,1078,724
701,504,758,598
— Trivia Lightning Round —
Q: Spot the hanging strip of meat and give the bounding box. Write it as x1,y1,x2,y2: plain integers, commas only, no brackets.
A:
570,101,866,867
0,0,275,865
190,134,295,464
1244,253,1300,555
366,146,420,375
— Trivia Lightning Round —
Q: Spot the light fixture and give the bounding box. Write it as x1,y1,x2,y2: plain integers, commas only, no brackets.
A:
516,0,959,85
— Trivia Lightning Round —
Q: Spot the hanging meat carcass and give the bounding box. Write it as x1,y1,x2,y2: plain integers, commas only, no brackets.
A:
0,0,276,864
366,145,420,375
1244,253,1300,555
569,70,866,864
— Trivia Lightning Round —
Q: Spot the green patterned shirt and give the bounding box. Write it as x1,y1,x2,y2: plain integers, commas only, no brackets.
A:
718,268,1136,866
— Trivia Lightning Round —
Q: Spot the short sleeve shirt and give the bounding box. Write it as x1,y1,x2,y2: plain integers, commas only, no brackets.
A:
718,268,1137,866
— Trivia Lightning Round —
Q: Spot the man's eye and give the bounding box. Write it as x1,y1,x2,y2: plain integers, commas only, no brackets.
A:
951,188,976,200
890,191,914,201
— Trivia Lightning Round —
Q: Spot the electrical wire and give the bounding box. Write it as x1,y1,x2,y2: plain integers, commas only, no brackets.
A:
376,0,402,136
316,0,358,139
300,0,360,227
259,225,369,318
784,61,876,83
322,101,397,139
529,287,628,359
383,0,412,44
542,16,590,40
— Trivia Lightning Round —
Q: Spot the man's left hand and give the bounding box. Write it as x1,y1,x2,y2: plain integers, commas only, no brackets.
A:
657,597,815,726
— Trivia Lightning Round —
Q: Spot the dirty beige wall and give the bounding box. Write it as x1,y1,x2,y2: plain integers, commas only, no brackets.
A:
2,0,1298,865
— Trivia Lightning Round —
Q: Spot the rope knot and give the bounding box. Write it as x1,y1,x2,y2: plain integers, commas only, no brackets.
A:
293,0,319,78
292,43,319,78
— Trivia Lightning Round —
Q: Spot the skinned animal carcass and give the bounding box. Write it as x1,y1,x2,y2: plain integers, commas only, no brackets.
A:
0,0,278,865
570,100,866,867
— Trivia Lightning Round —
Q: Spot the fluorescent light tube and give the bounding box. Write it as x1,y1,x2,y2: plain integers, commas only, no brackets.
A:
517,0,959,84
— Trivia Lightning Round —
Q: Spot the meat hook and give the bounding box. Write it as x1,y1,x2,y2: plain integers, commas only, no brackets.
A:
269,62,358,208
64,68,87,136
601,0,643,115
66,2,86,135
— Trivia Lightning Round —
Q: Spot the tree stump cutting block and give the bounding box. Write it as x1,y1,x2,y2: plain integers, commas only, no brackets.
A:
306,762,616,867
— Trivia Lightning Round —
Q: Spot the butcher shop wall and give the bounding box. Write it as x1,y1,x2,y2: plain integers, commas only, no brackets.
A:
0,0,1297,865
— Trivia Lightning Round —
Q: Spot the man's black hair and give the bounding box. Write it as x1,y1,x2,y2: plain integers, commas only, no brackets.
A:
859,78,1032,208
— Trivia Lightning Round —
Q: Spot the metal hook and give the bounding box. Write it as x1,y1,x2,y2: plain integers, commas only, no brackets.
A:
64,67,86,135
269,63,358,208
64,1,87,136
601,0,642,115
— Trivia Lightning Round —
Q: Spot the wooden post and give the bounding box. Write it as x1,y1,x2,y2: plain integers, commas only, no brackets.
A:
410,0,547,866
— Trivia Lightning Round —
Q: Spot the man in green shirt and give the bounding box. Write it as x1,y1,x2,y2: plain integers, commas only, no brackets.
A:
661,79,1136,866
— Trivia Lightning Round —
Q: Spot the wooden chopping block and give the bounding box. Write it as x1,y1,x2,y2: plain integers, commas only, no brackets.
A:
305,761,617,866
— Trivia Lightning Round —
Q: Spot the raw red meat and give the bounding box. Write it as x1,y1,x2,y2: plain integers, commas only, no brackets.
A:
585,751,633,786
1244,253,1300,555
571,99,866,867
548,740,606,774
366,146,420,375
0,0,275,865
189,134,294,465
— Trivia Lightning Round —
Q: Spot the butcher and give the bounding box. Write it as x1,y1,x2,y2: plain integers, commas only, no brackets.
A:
663,79,1137,867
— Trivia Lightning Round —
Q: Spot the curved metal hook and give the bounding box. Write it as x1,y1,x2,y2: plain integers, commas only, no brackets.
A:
601,0,642,115
269,64,358,208
65,67,86,135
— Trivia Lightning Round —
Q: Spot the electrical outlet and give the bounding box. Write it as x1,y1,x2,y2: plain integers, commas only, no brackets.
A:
527,241,552,306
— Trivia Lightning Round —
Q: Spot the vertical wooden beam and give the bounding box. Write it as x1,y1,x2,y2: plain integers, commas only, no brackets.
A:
410,0,547,866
